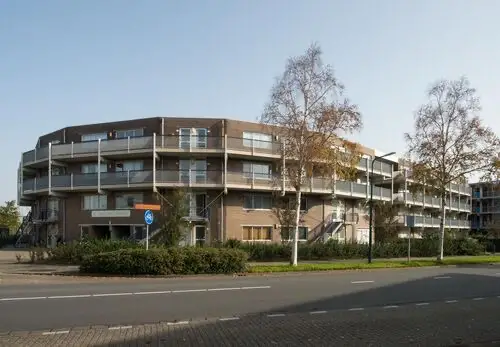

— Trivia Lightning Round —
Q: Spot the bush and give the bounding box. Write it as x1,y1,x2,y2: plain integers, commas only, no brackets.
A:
230,238,484,262
48,239,141,265
80,247,248,275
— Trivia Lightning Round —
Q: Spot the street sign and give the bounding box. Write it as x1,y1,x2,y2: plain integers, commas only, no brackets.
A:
144,210,154,225
135,203,161,211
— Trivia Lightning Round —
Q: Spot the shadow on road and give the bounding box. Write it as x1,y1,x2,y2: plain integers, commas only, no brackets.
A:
92,270,500,346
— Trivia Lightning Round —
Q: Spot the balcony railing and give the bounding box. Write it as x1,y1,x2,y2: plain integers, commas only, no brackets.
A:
406,216,470,228
21,169,394,200
21,136,393,176
393,192,471,212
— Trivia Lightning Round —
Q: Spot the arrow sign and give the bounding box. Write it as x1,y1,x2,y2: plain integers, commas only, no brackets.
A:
144,210,154,225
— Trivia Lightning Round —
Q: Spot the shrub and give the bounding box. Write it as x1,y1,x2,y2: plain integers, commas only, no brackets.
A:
232,238,484,262
80,247,248,275
0,234,16,248
48,239,141,265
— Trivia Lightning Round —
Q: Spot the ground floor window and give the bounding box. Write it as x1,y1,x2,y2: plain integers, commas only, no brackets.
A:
242,226,272,241
281,226,308,241
82,195,107,210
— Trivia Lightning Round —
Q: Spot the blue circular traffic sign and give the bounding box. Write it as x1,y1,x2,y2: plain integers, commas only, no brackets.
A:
144,210,154,225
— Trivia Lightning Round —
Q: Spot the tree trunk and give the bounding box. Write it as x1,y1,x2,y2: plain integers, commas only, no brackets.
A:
437,194,446,261
291,190,302,266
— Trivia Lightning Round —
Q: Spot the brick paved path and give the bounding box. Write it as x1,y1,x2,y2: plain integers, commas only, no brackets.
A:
1,298,499,346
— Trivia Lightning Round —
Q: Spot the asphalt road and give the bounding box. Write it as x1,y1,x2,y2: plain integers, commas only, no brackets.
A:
0,265,499,338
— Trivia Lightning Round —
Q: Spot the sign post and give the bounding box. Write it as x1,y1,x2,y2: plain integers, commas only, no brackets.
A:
144,209,154,250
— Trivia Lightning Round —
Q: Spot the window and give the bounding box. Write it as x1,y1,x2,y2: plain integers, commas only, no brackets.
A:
281,226,308,241
243,162,272,180
242,226,272,241
116,160,144,172
81,133,107,142
116,129,144,138
81,163,107,174
179,159,207,183
243,132,272,149
179,128,208,148
82,195,107,210
243,194,272,209
115,193,143,209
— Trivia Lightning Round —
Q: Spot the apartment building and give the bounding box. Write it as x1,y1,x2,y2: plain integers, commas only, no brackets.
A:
470,181,500,233
16,117,472,247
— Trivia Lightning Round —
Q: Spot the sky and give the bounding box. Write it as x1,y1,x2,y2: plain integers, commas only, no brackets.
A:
1,0,499,205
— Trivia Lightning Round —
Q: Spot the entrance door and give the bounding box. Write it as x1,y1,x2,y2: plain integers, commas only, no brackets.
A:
194,225,206,246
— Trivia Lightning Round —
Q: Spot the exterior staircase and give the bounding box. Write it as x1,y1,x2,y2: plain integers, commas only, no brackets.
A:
15,211,33,248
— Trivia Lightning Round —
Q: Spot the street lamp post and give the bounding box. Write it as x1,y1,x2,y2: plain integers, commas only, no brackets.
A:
368,151,396,264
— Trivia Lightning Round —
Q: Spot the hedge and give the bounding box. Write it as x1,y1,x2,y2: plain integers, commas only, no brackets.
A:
80,247,249,275
230,238,484,262
48,239,140,264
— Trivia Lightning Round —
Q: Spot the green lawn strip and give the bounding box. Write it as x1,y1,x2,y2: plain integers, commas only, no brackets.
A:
248,256,500,273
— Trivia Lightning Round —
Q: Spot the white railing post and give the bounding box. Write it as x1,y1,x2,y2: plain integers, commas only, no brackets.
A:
224,134,228,194
127,136,131,152
127,170,130,187
97,139,101,192
152,133,157,192
71,142,74,158
48,142,52,195
70,173,73,190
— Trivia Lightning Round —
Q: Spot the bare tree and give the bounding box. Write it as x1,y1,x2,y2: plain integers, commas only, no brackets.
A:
261,43,363,265
405,77,500,261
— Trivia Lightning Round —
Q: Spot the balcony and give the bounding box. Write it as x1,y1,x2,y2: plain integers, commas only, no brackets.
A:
20,169,393,200
393,192,471,212
405,216,470,229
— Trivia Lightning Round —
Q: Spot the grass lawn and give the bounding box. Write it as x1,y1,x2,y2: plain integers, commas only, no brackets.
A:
248,255,500,273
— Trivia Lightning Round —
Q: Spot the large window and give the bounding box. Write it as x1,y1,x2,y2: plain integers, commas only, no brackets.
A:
243,132,272,149
243,162,272,180
281,226,308,241
243,194,272,210
81,163,107,174
242,226,272,241
116,129,144,138
82,195,107,210
81,133,107,142
179,128,208,149
116,160,144,172
115,193,143,209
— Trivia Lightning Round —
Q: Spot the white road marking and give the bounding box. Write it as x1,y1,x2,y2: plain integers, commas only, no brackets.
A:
48,295,92,299
42,330,69,335
310,310,327,314
445,300,458,303
434,276,452,279
167,321,189,326
93,292,134,297
241,286,271,290
0,286,271,302
472,297,484,301
108,326,132,330
207,287,240,292
351,280,374,284
172,289,207,293
267,314,286,317
133,291,171,295
0,296,46,301
348,308,365,311
416,302,430,306
383,305,399,309
219,317,240,321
